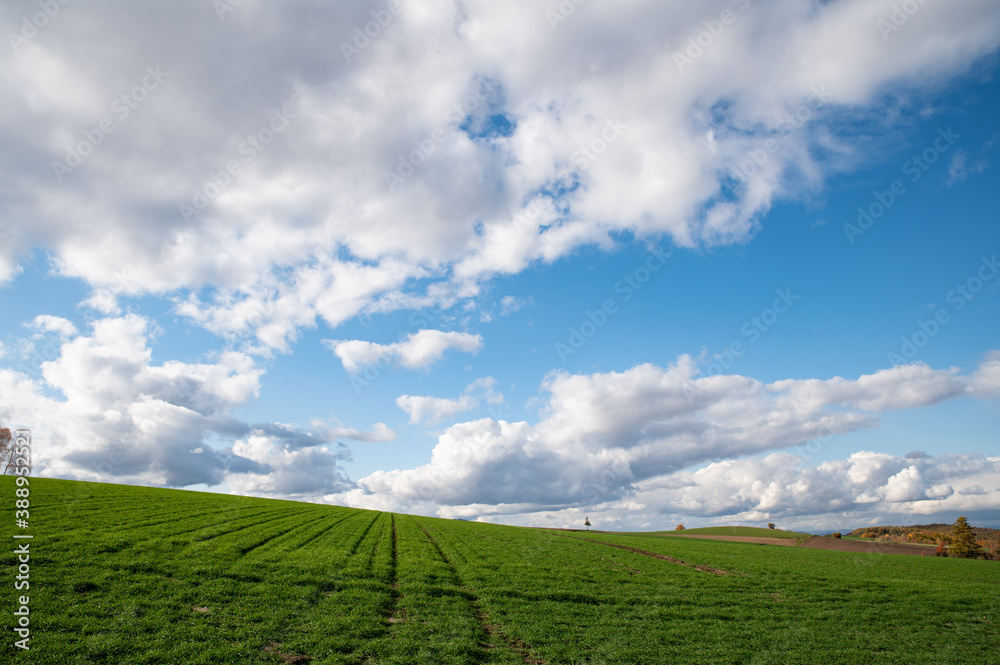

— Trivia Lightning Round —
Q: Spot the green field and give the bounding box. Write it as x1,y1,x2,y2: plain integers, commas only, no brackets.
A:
645,526,812,540
3,478,999,664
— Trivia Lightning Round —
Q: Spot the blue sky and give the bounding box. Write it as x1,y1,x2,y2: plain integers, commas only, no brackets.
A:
1,0,999,530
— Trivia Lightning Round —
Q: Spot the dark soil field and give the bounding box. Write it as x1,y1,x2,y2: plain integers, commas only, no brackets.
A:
798,535,938,556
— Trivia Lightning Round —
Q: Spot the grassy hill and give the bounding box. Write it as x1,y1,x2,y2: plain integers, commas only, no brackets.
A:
650,526,812,540
3,477,999,664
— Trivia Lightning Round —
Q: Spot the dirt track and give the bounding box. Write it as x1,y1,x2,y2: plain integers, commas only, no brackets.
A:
797,536,935,556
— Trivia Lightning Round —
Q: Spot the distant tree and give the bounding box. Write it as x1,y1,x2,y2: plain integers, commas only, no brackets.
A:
0,427,13,475
950,517,985,559
832,532,842,539
584,517,591,531
767,523,775,530
675,524,685,531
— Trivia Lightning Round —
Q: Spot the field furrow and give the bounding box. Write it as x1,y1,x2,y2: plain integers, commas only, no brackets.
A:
5,478,999,664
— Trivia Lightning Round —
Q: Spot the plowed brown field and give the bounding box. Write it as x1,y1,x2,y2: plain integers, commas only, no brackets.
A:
797,536,936,556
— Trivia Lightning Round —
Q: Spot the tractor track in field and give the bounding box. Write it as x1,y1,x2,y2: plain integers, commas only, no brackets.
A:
116,506,278,535
416,521,547,665
174,507,292,539
190,511,304,544
565,536,735,576
366,518,382,573
287,512,363,553
386,514,403,624
348,512,382,555
239,513,334,555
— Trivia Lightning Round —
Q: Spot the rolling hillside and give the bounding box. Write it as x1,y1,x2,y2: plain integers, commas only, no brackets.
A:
3,477,998,664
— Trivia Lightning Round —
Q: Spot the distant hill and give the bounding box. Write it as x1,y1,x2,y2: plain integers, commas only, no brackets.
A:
654,526,813,540
849,523,999,555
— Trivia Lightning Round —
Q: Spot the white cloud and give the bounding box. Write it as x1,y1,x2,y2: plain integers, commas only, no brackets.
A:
311,420,397,443
28,315,77,338
0,314,372,490
967,350,1000,398
0,1,995,346
500,296,528,317
341,353,1000,522
947,149,988,185
228,434,353,498
325,329,483,373
396,394,475,425
396,376,503,424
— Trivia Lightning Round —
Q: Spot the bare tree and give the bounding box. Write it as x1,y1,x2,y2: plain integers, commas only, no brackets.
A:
0,427,13,475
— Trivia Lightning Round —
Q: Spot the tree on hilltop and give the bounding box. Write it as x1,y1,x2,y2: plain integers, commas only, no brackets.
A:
584,517,591,531
950,517,985,559
675,524,685,531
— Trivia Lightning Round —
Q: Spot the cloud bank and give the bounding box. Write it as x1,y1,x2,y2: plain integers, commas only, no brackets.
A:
339,353,1000,525
1,0,997,352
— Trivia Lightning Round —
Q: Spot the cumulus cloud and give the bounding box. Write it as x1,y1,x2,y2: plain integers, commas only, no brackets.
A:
340,353,1000,522
325,329,483,373
616,450,1000,530
0,314,375,490
28,315,78,338
967,350,1000,397
0,1,997,345
228,433,354,498
396,376,503,424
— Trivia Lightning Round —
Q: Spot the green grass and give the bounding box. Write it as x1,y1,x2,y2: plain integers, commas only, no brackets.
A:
3,477,999,664
644,526,813,540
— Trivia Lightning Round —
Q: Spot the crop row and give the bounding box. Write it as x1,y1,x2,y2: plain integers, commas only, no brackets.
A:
5,478,999,664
